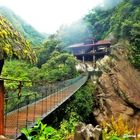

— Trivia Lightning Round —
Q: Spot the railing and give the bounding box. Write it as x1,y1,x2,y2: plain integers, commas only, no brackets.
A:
74,49,110,56
0,73,88,139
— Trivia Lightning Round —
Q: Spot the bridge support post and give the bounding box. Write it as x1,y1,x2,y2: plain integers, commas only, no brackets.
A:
0,80,5,135
93,47,96,69
82,55,85,63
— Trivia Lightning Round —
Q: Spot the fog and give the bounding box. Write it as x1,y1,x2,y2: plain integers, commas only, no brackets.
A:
102,0,122,9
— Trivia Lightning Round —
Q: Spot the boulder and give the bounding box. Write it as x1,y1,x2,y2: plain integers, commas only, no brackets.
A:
74,123,102,140
93,56,140,131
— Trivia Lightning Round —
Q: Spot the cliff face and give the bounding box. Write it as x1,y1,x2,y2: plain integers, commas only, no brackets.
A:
93,45,140,132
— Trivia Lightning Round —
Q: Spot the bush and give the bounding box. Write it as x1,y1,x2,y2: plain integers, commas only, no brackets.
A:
102,116,133,140
21,112,78,140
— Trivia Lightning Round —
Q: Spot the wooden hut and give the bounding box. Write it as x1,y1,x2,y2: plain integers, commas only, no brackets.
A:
68,38,111,63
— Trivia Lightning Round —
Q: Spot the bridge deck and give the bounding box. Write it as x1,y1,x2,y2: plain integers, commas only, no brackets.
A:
4,74,88,139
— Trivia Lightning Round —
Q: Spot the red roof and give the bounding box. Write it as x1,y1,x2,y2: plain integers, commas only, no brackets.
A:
68,40,111,48
68,43,95,48
94,40,111,46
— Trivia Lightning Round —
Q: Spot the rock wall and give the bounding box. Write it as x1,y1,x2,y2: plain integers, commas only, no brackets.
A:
93,49,140,132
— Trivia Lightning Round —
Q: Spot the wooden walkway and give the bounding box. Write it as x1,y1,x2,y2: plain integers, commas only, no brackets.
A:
4,75,88,139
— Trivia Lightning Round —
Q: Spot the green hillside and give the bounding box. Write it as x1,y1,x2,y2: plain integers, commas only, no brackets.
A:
0,7,47,47
84,0,140,69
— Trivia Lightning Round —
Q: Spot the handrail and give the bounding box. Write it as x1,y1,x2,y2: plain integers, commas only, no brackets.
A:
4,73,88,113
0,72,87,83
0,77,31,82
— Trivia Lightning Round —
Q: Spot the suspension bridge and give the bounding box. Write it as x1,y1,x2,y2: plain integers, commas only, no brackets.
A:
0,73,88,139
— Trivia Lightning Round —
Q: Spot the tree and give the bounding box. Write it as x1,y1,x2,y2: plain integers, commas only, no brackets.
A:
84,7,113,40
84,0,140,69
37,36,61,67
0,16,36,74
40,51,78,82
0,16,36,134
131,0,140,5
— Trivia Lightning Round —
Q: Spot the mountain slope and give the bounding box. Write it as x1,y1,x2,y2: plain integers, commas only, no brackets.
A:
93,43,140,131
0,7,46,47
84,0,140,68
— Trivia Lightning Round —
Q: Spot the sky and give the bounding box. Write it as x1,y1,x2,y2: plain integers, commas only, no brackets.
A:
0,0,103,33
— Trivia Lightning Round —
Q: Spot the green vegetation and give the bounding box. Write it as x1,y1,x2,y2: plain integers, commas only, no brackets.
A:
22,83,135,140
2,57,78,113
2,60,31,82
84,0,140,69
65,80,95,122
102,116,133,140
0,7,46,48
21,80,95,140
84,8,113,40
0,15,37,113
22,113,78,140
1,0,140,139
2,36,78,112
37,35,62,67
40,52,77,82
2,35,77,83
0,15,36,74
0,15,79,113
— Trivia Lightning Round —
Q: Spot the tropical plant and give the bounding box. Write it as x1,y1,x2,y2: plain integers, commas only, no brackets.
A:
0,15,36,74
21,120,60,140
21,113,78,140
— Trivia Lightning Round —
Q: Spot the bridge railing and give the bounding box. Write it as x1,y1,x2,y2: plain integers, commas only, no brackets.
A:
4,73,84,113
0,73,88,138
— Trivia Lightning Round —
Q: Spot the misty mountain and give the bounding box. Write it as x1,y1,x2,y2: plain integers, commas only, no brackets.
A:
56,20,91,47
102,0,122,9
0,7,47,47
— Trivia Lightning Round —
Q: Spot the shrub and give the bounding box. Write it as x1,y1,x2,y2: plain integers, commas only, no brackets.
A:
21,112,78,140
102,116,133,140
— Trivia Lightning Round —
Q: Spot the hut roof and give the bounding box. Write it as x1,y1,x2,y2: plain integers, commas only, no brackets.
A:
68,40,111,49
94,40,111,46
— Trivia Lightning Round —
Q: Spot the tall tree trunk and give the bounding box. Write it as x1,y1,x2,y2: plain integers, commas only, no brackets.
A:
0,59,4,75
